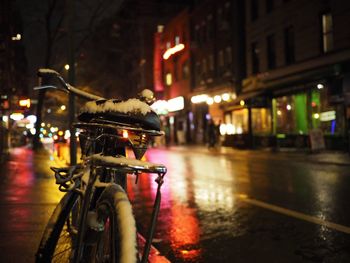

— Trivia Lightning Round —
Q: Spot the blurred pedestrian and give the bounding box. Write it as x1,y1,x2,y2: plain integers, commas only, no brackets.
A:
207,119,216,148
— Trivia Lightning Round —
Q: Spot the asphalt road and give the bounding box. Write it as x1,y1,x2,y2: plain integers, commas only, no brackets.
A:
1,145,350,262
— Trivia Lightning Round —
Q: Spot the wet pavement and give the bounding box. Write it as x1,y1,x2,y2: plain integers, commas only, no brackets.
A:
1,145,350,262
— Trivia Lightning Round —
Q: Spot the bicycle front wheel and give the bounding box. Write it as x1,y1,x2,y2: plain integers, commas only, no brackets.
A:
78,184,138,263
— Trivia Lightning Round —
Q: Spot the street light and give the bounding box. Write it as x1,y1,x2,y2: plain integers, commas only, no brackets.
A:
64,64,70,71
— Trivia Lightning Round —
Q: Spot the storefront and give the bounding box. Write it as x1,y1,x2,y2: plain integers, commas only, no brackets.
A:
221,77,347,150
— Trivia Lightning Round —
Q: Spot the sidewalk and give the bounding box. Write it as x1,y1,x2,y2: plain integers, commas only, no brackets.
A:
166,145,350,166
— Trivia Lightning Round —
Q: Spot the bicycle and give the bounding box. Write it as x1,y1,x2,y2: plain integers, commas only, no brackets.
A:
35,68,167,263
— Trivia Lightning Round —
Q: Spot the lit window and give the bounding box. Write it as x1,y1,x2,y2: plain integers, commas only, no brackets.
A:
166,73,172,86
175,36,180,45
321,12,333,53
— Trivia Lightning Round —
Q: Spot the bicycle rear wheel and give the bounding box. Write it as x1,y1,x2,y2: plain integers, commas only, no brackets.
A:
79,184,138,263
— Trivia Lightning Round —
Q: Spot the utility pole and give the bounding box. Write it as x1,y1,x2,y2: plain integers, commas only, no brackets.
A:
67,0,77,165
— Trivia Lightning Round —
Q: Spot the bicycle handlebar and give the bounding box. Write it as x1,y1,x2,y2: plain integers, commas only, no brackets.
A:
36,68,104,101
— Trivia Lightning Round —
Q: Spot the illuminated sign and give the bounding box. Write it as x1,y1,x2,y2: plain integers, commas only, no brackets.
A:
320,110,336,121
163,44,185,60
19,98,31,108
191,94,208,104
167,96,184,112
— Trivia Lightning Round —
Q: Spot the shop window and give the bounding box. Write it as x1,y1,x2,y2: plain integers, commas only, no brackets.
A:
321,12,334,53
252,108,271,134
276,94,307,134
231,109,248,134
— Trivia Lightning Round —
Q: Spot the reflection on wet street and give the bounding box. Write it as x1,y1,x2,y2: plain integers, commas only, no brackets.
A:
129,147,350,262
0,147,63,262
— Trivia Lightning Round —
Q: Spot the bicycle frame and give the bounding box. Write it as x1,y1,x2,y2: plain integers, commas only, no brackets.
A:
38,68,167,262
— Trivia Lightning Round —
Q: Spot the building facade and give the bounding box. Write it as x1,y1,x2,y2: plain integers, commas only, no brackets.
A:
234,0,350,150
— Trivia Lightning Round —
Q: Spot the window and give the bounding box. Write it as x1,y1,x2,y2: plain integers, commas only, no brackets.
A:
209,54,214,71
267,34,276,69
251,0,259,21
321,12,333,53
165,73,172,86
175,35,180,45
202,58,207,73
225,47,232,65
218,50,224,67
251,41,260,74
284,26,295,65
207,14,214,39
182,61,189,79
266,0,274,13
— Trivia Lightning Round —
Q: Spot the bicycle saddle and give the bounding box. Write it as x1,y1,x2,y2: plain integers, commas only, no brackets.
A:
78,98,161,131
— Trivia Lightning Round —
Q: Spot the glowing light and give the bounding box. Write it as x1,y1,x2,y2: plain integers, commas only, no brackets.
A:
206,97,214,105
166,73,172,85
277,110,282,116
226,124,235,135
2,116,9,123
169,116,174,125
214,95,222,103
122,130,129,139
221,93,230,101
19,98,31,108
163,43,185,60
168,96,184,112
313,113,320,119
240,100,245,106
317,83,324,89
30,128,36,135
151,100,168,115
12,34,21,41
41,122,45,127
10,113,24,121
64,130,71,139
60,105,66,111
27,115,37,124
320,110,336,121
64,64,70,70
286,104,292,110
25,123,33,129
58,130,64,136
219,124,227,135
236,126,243,134
53,135,58,140
191,94,208,104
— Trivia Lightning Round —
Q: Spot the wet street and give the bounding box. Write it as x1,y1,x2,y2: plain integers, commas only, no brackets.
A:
130,147,350,262
1,145,350,262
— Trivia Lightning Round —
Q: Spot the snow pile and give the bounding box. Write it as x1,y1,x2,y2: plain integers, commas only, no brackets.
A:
81,98,153,115
89,154,161,170
38,68,59,75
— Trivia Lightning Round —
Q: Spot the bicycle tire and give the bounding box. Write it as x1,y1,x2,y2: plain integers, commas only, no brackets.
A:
89,184,138,263
36,191,79,262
